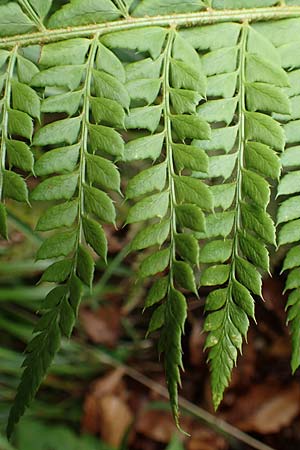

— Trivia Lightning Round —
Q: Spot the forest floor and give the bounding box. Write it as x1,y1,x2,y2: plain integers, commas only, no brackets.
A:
0,205,299,450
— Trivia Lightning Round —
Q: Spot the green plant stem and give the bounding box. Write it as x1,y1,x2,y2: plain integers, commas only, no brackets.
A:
92,348,275,450
74,34,99,270
230,23,248,283
1,6,300,47
208,23,249,409
0,46,18,200
114,0,130,18
162,29,176,285
17,0,46,31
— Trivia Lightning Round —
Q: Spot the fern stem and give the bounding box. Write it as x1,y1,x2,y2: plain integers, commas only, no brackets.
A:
162,29,176,285
227,24,248,301
1,6,300,48
0,46,18,201
114,0,130,18
17,0,46,31
232,23,248,270
75,34,99,266
207,25,249,410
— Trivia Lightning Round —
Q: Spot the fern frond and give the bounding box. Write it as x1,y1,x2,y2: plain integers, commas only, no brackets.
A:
0,2,36,36
3,0,300,437
184,22,288,409
0,45,40,239
256,17,300,374
7,278,82,437
105,27,212,424
7,34,125,434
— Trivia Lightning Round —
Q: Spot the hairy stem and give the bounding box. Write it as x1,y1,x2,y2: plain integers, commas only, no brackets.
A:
17,0,46,31
223,24,248,332
207,24,249,409
230,23,248,281
1,6,300,48
74,34,99,267
0,46,18,200
162,29,176,285
114,0,130,18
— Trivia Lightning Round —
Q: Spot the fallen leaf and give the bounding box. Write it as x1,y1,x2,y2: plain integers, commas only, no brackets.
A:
99,395,133,447
135,410,179,443
82,369,126,434
187,428,228,450
91,368,125,398
189,320,205,367
80,305,121,347
230,383,300,434
82,394,99,434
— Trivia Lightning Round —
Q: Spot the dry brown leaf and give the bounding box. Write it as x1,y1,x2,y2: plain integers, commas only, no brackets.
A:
229,383,300,434
82,368,126,434
241,383,300,434
80,305,121,347
187,428,228,450
189,320,205,367
135,410,179,443
99,395,133,447
91,368,125,398
82,394,99,434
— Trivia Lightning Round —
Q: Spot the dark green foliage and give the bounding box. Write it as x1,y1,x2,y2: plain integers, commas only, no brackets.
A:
1,0,300,438
185,22,288,409
260,17,300,375
114,28,212,423
5,32,124,435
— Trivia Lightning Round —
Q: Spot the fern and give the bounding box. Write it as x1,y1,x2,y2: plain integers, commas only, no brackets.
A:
102,26,211,424
7,33,125,434
0,45,39,236
1,0,300,437
182,22,289,409
254,17,300,374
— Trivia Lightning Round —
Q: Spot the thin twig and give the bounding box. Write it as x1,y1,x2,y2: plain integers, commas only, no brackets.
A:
94,349,276,450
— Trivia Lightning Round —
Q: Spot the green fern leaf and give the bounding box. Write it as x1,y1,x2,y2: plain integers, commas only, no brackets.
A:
0,46,40,238
190,22,289,409
48,0,121,28
7,34,126,434
271,18,300,374
0,3,35,36
116,27,212,426
3,0,300,437
132,0,207,16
